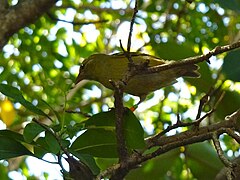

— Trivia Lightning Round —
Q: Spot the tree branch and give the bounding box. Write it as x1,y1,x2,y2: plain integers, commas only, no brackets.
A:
98,109,240,179
47,12,108,26
141,41,240,75
0,0,8,12
0,0,57,49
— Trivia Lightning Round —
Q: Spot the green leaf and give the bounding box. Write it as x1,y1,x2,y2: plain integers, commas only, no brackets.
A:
187,63,214,93
216,90,240,119
222,49,240,82
34,137,49,158
186,142,223,179
85,108,145,149
126,149,180,179
0,84,51,119
0,136,32,160
45,131,61,154
70,152,100,175
0,130,25,142
23,123,45,143
214,0,240,12
70,129,118,158
85,110,115,130
154,40,196,60
124,109,145,149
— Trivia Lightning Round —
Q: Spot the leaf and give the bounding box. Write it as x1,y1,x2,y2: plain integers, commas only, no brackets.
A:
126,149,180,179
123,109,145,149
45,131,61,154
214,0,240,12
216,90,240,119
0,84,51,119
154,40,197,60
85,108,145,149
33,137,49,158
70,152,100,175
187,63,214,93
70,129,118,158
222,49,240,82
0,130,25,142
185,142,223,179
0,136,32,160
23,123,45,143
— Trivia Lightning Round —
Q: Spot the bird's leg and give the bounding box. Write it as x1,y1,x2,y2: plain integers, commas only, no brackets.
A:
130,95,146,111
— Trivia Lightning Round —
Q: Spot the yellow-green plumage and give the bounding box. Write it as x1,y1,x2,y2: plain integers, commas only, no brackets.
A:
76,52,200,101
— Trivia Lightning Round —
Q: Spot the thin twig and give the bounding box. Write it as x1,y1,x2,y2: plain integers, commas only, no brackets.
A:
226,129,240,144
32,118,70,157
196,94,210,120
212,132,234,180
65,109,91,118
47,12,108,26
127,0,138,53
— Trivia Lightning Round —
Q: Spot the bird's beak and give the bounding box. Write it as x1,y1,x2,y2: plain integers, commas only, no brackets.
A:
75,72,83,85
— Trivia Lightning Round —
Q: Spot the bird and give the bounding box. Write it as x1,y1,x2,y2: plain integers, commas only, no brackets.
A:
75,52,200,108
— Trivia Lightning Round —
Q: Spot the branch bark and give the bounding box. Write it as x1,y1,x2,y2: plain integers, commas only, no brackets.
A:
142,41,240,75
0,0,57,49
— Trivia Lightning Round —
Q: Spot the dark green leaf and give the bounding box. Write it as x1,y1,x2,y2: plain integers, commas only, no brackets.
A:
70,152,100,175
186,142,223,179
0,136,32,160
214,0,240,12
85,108,145,149
45,131,61,154
0,129,25,142
23,123,45,143
70,129,118,158
126,149,180,179
123,109,145,149
33,137,49,158
222,50,240,82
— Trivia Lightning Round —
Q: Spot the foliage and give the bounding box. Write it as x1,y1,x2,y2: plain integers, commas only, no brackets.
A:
0,0,240,179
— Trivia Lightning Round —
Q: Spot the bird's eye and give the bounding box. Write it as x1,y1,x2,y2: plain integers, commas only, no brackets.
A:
80,64,85,69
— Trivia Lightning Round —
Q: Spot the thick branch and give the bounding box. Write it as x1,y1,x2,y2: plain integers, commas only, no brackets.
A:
0,0,8,12
98,109,240,179
0,0,57,49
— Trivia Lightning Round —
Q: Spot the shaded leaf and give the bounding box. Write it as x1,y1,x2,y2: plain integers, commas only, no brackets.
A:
0,129,25,142
45,131,61,154
222,49,240,82
185,142,223,179
0,136,32,160
85,108,145,149
70,152,100,175
214,0,240,12
126,149,180,179
23,122,45,143
70,129,118,158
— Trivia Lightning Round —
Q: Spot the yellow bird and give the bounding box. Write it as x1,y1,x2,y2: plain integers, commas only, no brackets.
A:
75,52,200,105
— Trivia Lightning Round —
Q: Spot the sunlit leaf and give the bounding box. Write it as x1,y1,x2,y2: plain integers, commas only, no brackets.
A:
0,84,51,120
